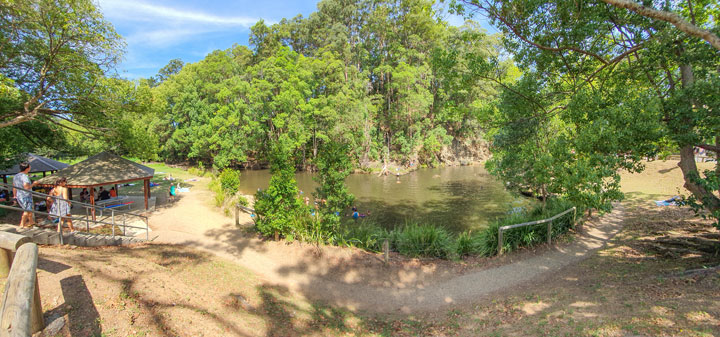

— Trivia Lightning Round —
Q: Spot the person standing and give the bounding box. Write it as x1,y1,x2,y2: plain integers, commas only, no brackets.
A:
49,177,74,232
168,183,176,202
13,162,38,228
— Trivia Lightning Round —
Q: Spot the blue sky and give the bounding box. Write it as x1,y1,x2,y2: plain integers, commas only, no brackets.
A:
96,0,496,80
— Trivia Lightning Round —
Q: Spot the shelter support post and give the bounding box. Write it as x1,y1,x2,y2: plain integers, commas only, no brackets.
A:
90,188,96,221
144,178,150,210
42,172,46,177
2,175,6,184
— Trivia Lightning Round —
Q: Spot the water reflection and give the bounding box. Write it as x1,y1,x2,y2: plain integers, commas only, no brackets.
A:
237,165,531,232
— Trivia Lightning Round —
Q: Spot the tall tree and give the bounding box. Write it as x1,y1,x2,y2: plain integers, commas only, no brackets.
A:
453,0,720,221
0,0,124,129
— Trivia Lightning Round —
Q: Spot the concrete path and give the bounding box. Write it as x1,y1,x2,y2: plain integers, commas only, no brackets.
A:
147,182,625,314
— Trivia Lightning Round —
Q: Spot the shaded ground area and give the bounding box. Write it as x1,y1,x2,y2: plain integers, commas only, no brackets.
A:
32,204,720,336
147,173,627,314
447,205,720,336
10,159,720,335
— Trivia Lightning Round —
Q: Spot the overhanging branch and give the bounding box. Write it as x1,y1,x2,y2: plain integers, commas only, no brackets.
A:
697,144,720,153
600,0,720,51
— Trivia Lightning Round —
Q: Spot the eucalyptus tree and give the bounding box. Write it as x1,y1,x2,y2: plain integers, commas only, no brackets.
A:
454,0,720,221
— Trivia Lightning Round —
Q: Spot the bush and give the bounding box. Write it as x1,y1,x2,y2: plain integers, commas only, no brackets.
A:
335,198,580,259
453,231,494,257
339,221,391,252
254,138,305,238
393,223,453,258
480,198,580,255
218,169,240,195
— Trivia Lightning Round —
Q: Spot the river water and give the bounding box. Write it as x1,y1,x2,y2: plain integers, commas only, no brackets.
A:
237,165,532,232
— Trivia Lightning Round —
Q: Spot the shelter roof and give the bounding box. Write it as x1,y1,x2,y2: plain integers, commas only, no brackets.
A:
35,152,154,187
0,153,70,176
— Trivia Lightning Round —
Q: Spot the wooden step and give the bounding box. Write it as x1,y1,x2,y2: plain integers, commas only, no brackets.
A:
0,224,145,247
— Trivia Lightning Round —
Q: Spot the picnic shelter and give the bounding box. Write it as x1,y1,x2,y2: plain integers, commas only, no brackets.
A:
1,153,70,184
35,152,155,220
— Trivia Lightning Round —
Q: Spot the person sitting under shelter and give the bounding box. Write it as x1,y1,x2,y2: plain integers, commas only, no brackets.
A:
79,188,89,203
109,186,117,198
97,186,111,201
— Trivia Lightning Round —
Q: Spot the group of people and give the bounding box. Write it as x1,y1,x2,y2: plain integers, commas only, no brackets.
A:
11,161,74,232
78,186,117,203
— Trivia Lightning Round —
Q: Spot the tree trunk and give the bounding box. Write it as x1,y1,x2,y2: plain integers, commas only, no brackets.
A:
676,64,720,213
716,136,719,196
678,145,720,211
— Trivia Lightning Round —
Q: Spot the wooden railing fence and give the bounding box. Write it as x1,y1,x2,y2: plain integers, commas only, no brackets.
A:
497,207,577,255
0,232,43,336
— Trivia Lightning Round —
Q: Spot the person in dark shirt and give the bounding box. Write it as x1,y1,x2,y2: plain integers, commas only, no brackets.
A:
97,186,111,201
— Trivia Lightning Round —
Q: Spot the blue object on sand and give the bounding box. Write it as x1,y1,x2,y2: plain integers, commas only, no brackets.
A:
655,196,680,206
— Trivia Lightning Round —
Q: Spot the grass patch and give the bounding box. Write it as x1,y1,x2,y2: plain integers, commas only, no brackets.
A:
393,223,454,258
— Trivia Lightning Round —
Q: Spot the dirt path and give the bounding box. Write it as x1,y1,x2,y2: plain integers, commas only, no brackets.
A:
148,181,626,314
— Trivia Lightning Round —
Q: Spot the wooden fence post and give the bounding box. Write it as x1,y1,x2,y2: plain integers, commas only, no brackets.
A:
497,228,504,255
0,250,11,278
572,207,577,226
0,232,31,278
235,206,239,227
30,279,43,333
382,239,389,264
0,243,42,336
547,220,552,245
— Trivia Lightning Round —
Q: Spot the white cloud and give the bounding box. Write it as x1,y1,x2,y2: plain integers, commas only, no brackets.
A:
98,0,258,27
96,0,270,47
126,28,204,47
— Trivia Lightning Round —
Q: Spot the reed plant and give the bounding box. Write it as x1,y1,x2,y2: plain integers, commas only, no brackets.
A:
393,222,453,258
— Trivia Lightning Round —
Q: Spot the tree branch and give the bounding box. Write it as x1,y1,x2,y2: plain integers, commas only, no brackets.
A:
697,144,720,153
600,0,720,51
487,8,610,65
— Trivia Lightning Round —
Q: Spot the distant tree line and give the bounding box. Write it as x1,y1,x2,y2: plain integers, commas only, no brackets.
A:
147,0,514,170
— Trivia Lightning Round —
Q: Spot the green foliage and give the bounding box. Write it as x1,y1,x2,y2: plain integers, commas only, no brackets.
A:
338,198,579,259
337,221,391,252
453,231,494,257
208,178,225,208
254,137,306,238
143,0,507,169
481,198,579,255
393,223,454,259
187,167,205,177
453,0,720,223
313,142,355,235
0,0,124,129
218,169,241,195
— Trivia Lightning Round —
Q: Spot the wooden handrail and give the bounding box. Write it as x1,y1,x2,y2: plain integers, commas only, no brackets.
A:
498,207,577,255
234,205,256,226
0,232,32,253
0,243,42,336
0,232,33,279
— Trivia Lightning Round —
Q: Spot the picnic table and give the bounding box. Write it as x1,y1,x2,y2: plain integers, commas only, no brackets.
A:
95,196,133,216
